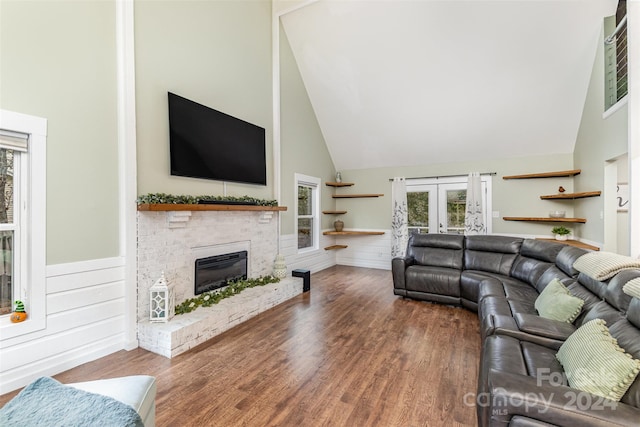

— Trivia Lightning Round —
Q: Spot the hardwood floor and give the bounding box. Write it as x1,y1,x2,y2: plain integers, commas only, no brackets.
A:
0,266,481,426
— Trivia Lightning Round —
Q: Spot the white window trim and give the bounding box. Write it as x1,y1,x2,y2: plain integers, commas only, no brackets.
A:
295,173,320,254
0,110,47,340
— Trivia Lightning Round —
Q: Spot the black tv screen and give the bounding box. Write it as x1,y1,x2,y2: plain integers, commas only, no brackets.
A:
168,92,267,185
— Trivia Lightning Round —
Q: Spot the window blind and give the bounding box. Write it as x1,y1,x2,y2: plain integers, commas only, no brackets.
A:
0,130,28,152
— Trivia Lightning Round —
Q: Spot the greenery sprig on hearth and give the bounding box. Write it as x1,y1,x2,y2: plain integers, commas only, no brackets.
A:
174,276,281,315
136,193,278,207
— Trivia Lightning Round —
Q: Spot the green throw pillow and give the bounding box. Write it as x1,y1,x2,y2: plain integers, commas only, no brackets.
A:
556,319,640,401
535,278,584,323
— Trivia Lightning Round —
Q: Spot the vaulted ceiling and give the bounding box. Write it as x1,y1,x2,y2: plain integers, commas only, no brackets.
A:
279,0,618,171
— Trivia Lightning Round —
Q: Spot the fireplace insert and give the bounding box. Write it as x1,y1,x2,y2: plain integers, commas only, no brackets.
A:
194,251,248,295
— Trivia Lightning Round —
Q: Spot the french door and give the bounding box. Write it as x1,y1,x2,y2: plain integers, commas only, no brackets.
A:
406,177,491,235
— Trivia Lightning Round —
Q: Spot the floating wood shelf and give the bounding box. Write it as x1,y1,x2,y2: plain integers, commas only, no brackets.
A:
323,231,386,236
326,182,354,187
536,239,599,251
323,210,347,214
324,245,348,250
332,194,384,198
137,204,287,212
540,191,601,200
503,217,586,223
503,169,581,180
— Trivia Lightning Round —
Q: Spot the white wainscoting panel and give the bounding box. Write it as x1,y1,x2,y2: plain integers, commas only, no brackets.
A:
279,232,336,274
335,230,392,270
279,229,392,272
0,257,129,394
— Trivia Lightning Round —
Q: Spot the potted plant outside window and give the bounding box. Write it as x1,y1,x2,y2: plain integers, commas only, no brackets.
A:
551,226,571,241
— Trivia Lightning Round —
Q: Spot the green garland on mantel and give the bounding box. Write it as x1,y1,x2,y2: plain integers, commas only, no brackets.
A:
136,193,278,207
174,276,281,315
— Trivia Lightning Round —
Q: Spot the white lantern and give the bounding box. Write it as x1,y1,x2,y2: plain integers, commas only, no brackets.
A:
149,272,174,323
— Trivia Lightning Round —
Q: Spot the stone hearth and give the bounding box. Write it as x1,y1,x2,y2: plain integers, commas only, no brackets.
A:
138,276,302,357
136,208,302,358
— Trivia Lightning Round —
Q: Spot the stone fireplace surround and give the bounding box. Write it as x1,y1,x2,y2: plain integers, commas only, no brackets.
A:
136,208,303,357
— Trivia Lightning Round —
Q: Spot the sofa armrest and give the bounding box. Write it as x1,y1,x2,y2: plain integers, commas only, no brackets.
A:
485,314,570,350
513,314,576,341
486,369,640,427
391,256,413,291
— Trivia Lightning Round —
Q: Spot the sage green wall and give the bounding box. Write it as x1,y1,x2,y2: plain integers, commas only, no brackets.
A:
0,1,119,265
573,26,628,245
279,24,335,235
338,153,575,237
135,0,274,200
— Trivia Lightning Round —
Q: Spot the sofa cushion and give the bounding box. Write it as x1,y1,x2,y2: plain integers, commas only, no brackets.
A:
405,265,461,297
565,280,602,326
576,272,608,299
519,239,565,263
556,319,640,401
460,271,513,304
603,269,640,313
509,255,553,289
521,341,567,386
406,233,464,269
534,279,583,323
580,300,626,327
555,245,588,277
533,266,573,294
464,235,522,275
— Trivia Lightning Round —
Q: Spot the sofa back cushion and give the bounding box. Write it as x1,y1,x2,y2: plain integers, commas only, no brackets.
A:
577,272,608,299
603,270,640,313
566,279,603,326
555,246,588,277
519,239,565,263
534,266,572,294
406,233,464,270
464,235,523,276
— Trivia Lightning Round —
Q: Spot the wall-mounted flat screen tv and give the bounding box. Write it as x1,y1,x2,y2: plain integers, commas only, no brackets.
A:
168,92,267,186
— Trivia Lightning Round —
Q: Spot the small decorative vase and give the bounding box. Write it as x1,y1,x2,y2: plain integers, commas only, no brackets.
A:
555,234,568,241
334,220,344,232
335,172,342,183
10,300,28,323
273,254,287,278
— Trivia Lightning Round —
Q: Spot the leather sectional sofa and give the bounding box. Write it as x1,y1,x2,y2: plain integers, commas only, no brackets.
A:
392,233,640,426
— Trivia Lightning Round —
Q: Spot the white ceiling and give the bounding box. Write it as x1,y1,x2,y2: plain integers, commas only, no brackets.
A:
279,0,618,171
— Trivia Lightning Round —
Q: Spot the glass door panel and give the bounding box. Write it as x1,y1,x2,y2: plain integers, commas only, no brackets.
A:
407,184,437,235
438,183,467,234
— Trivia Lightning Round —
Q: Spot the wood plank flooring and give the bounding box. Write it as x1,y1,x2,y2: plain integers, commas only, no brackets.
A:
0,266,481,426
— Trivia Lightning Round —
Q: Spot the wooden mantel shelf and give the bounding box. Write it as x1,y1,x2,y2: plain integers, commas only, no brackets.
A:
137,203,287,212
503,217,586,223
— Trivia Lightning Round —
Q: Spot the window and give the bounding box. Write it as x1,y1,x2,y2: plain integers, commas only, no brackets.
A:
295,174,320,252
0,110,46,338
0,144,19,316
604,1,627,111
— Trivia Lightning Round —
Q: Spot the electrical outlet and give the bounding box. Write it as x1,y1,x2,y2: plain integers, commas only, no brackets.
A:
492,211,499,218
